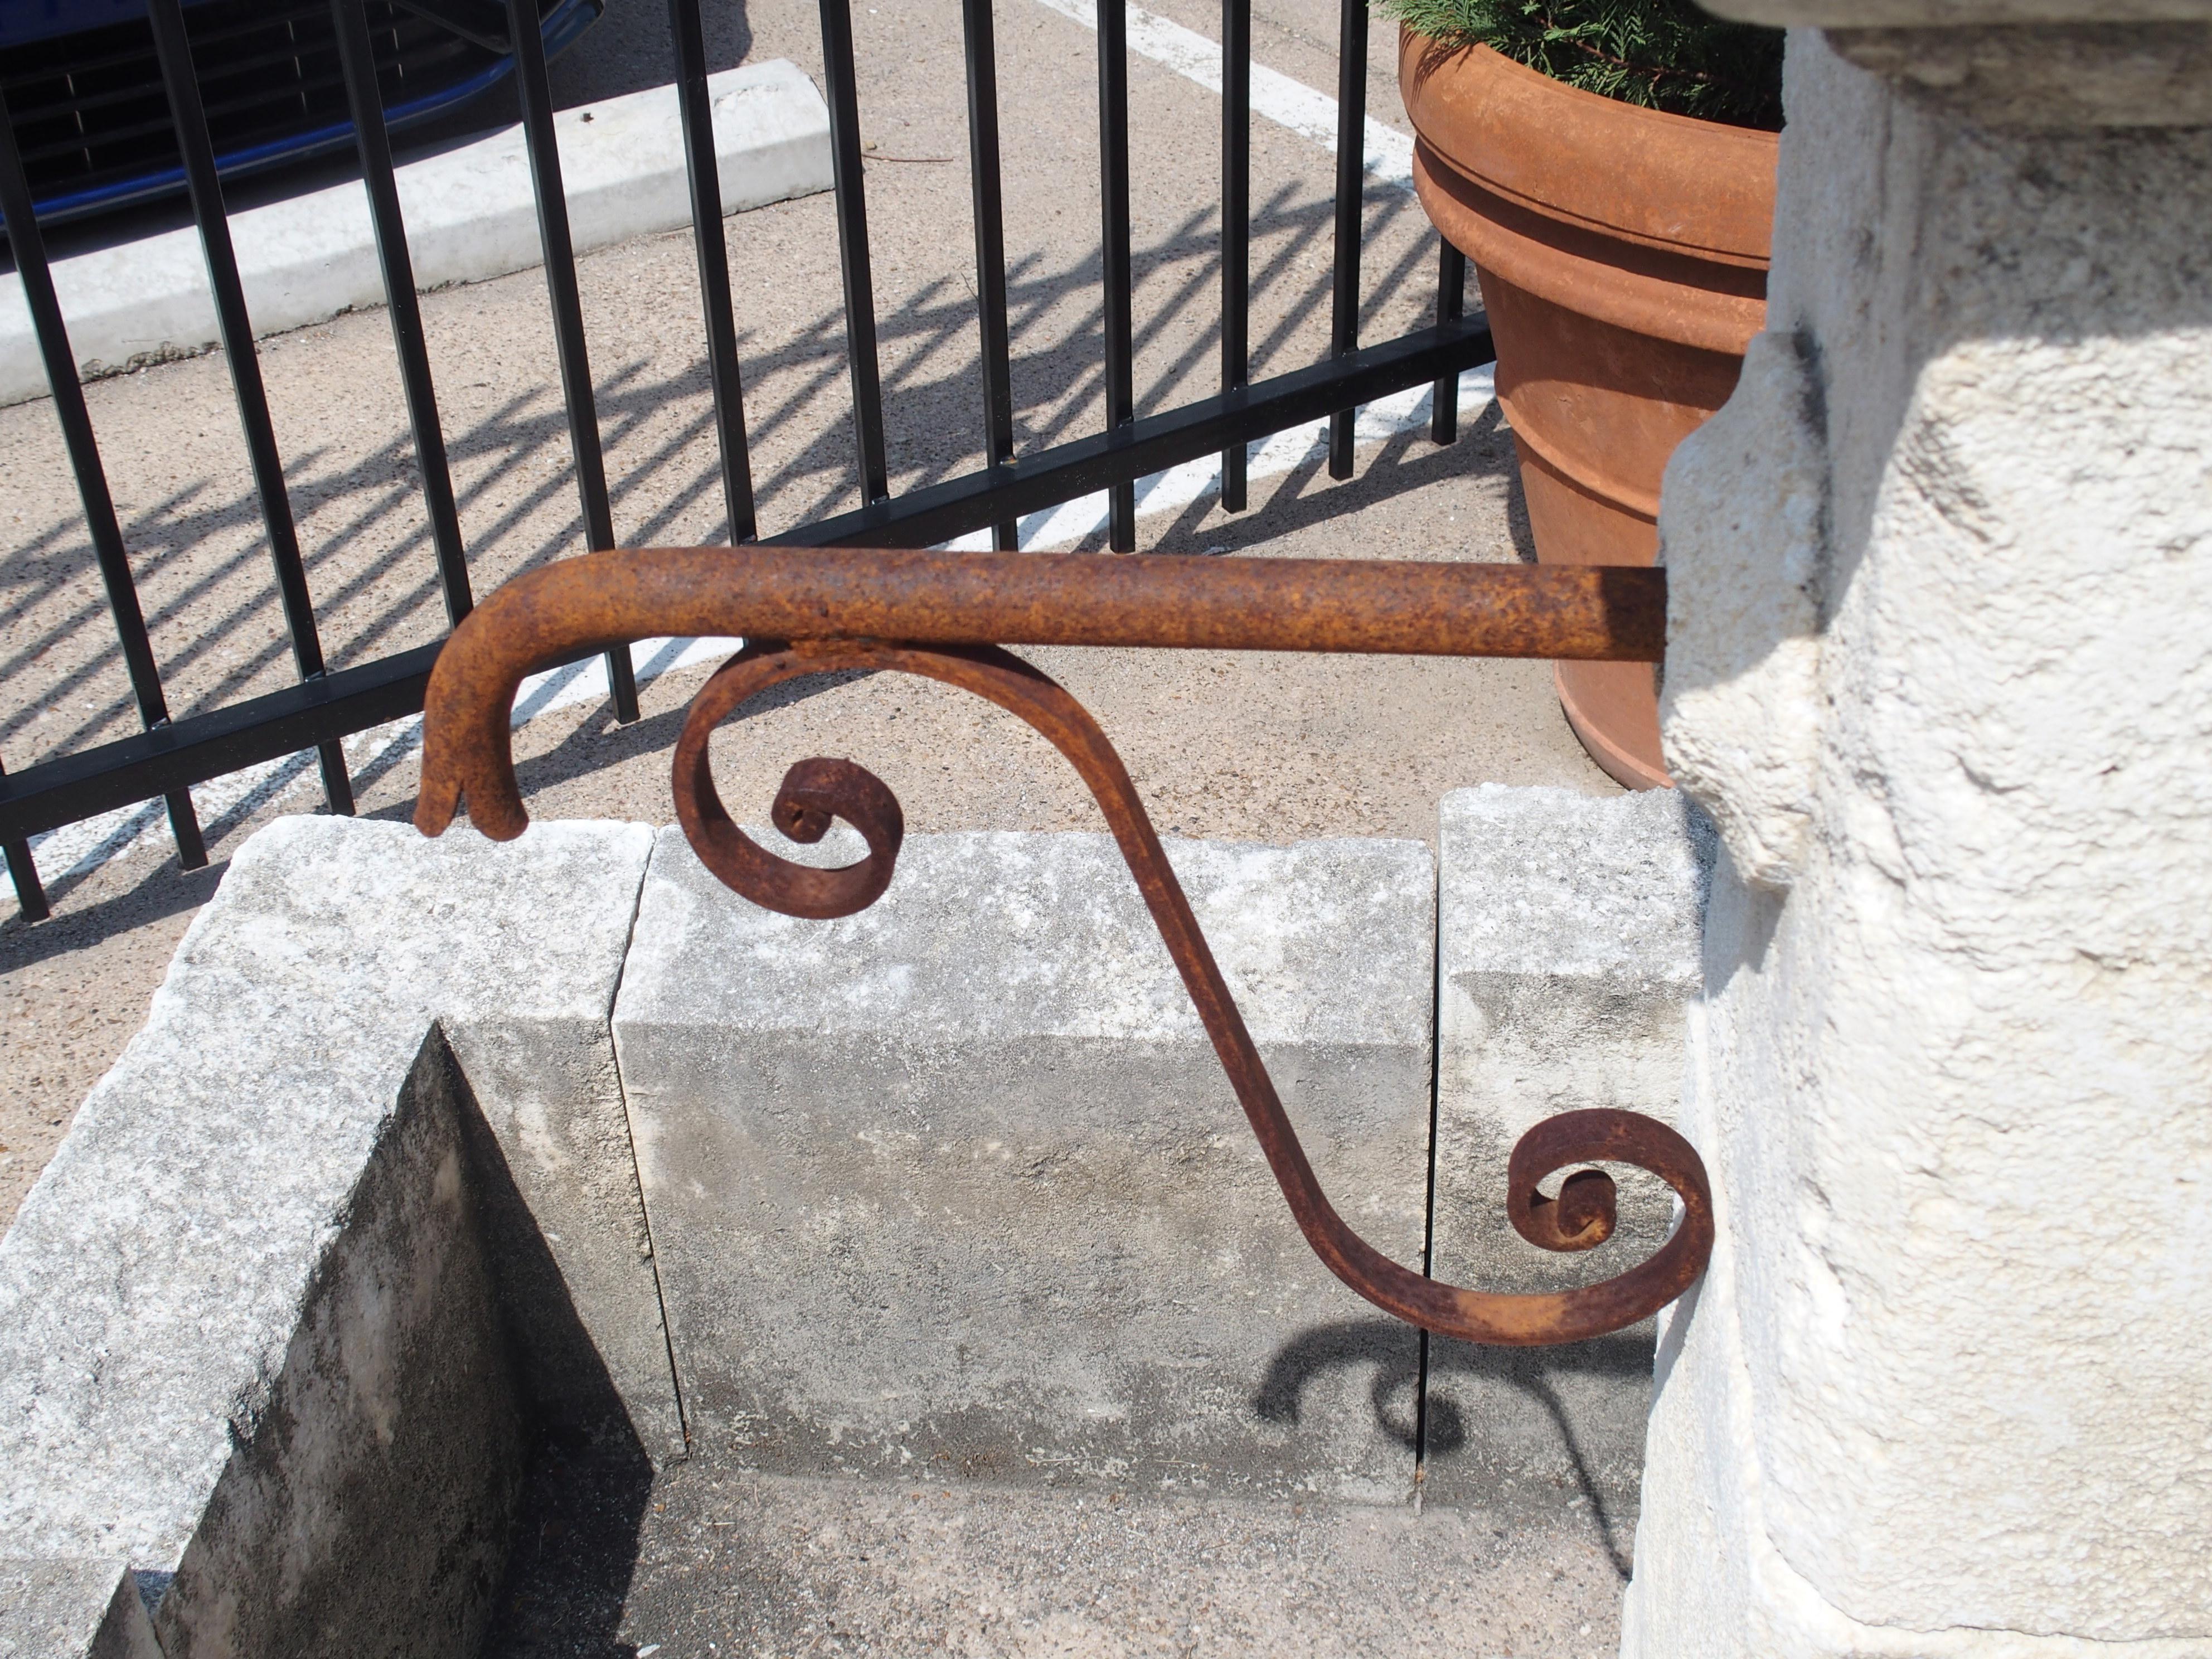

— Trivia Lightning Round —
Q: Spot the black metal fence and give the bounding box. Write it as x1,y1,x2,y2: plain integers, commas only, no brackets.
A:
0,0,1493,922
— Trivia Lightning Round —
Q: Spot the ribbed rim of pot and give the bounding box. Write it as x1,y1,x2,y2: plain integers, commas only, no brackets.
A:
1398,31,1778,270
1410,142,1767,357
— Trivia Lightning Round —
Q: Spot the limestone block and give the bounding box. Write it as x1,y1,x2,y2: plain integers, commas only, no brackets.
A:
1700,2,2212,125
1660,331,1827,892
1423,784,1709,1527
614,827,1434,1503
0,817,658,1656
1631,30,2212,1655
1704,2,2212,21
0,1561,161,1659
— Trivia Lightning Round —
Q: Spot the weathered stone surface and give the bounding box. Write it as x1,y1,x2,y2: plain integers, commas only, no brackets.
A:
1821,22,2212,127
614,827,1434,1503
1706,1,2212,21
1423,784,1709,1524
1701,6,2212,127
0,817,659,1655
151,1032,525,1659
1633,28,2212,1656
0,1560,161,1659
483,1454,1633,1659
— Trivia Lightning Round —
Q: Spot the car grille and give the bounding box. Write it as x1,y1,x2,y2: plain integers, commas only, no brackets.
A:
2,0,562,217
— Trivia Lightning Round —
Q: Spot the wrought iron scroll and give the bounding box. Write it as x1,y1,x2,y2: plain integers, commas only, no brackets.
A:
414,546,1712,1347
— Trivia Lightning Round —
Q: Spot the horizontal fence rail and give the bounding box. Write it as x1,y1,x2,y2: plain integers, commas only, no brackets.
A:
0,0,1494,914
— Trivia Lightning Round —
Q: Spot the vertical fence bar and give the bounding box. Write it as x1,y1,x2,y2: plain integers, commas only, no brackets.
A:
507,0,638,719
1430,239,1466,445
147,0,355,813
0,84,206,869
668,0,758,542
1326,0,1367,479
961,0,1018,551
1097,0,1136,550
0,758,50,923
818,0,891,505
1219,0,1250,514
331,0,473,623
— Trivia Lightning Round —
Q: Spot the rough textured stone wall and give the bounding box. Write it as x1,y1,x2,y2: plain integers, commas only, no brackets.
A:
614,827,1437,1503
1633,26,2212,1656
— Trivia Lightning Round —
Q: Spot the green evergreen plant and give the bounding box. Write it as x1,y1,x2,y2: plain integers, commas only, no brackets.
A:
1384,0,1784,128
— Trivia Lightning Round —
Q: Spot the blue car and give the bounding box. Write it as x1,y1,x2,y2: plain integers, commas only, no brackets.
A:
1,0,602,226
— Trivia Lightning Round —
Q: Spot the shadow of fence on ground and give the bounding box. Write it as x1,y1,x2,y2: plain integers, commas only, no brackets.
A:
1,183,1438,782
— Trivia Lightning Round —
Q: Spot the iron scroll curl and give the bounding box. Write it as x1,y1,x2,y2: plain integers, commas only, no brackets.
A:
413,547,1711,1348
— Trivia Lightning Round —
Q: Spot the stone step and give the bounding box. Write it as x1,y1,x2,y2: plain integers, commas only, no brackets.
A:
1,798,1712,1657
614,826,1437,1503
483,1450,1629,1659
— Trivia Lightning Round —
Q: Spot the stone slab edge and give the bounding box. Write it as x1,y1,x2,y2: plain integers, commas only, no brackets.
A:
0,1560,160,1659
1434,781,1710,1149
613,826,1437,1502
1422,783,1710,1525
0,59,832,408
0,816,657,1579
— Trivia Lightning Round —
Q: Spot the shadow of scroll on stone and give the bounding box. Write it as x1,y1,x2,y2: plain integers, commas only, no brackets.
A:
1420,1331,1654,1582
1250,1318,1428,1454
1252,1318,1648,1579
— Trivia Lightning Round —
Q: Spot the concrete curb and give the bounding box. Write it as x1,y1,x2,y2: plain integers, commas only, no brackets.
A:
0,818,662,1657
0,59,832,409
613,825,1437,1503
1424,783,1713,1527
1030,0,1414,188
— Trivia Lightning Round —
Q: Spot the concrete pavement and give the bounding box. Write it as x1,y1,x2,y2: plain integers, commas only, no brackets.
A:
0,0,1611,1234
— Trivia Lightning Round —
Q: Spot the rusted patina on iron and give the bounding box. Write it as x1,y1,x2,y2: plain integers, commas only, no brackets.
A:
414,547,1663,841
414,548,1708,1347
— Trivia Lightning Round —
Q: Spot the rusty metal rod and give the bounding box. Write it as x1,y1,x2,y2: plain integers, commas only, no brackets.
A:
416,547,1665,841
413,551,1707,1349
443,545,1662,661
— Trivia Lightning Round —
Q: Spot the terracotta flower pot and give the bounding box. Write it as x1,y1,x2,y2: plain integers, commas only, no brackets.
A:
1399,35,1777,789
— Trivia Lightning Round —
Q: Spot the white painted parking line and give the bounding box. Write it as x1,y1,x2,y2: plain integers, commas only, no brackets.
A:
967,0,1483,553
945,363,1495,551
1029,0,1415,188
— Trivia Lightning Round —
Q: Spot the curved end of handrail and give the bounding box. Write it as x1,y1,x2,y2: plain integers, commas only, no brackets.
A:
413,612,531,842
414,555,651,843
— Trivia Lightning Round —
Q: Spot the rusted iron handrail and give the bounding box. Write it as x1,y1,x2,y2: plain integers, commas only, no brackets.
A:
415,548,1710,1347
